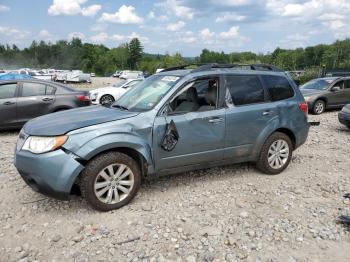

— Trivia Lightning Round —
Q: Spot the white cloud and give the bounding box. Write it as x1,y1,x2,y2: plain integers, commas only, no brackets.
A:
90,32,149,44
148,11,155,19
166,21,185,31
157,0,194,19
90,32,109,43
81,4,101,17
99,5,143,24
200,28,215,39
218,26,240,40
69,32,85,40
211,0,251,6
38,30,52,38
0,26,30,39
215,12,246,23
48,0,101,17
0,4,10,12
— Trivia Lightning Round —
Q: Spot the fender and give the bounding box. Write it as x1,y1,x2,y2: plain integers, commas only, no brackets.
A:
73,132,153,165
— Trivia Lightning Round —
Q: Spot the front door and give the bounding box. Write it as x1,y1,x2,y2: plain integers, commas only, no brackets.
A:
153,77,226,171
0,82,18,128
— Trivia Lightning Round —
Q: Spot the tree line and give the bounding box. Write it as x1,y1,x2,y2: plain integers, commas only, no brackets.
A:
1,37,350,77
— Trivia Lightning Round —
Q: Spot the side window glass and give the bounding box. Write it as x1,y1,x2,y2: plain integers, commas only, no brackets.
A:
262,75,294,101
0,83,17,99
343,80,350,89
170,78,219,113
22,83,46,97
46,86,56,95
226,75,265,106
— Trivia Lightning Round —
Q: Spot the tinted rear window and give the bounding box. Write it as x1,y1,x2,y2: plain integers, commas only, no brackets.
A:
226,75,265,106
262,75,294,101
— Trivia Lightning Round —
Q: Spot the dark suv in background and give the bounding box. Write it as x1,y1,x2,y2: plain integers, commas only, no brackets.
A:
15,64,309,211
0,79,90,130
300,77,350,114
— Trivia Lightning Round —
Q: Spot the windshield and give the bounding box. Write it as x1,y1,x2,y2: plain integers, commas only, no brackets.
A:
112,80,127,88
113,75,180,112
300,79,335,90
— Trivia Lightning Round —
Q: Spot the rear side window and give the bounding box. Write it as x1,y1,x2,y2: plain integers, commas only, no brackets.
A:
0,83,17,99
226,75,265,106
262,75,294,101
22,82,46,97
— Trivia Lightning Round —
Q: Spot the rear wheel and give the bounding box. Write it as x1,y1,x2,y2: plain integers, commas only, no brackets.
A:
313,100,325,115
256,132,292,175
100,94,115,105
80,152,141,211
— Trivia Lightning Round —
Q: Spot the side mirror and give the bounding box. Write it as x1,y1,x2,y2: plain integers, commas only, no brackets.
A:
331,86,341,92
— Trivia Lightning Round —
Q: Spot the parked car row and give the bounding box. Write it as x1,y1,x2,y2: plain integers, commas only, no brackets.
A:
113,70,144,79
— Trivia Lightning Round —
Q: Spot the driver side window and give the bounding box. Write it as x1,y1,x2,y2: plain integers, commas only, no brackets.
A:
169,78,219,113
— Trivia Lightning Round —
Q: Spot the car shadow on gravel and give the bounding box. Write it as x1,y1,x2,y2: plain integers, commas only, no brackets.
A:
19,162,262,214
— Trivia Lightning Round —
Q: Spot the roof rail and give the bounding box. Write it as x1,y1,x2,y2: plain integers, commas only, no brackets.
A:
160,63,283,73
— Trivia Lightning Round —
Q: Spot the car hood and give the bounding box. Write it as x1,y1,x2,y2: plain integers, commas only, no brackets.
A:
300,88,325,96
23,106,139,136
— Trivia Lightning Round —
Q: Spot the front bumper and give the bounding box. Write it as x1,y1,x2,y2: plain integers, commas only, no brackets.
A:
339,111,350,127
14,149,84,200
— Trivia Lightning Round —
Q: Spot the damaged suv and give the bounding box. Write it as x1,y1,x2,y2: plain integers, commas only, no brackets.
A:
14,64,309,211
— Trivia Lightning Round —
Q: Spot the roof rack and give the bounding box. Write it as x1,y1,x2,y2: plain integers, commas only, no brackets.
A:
159,63,283,73
192,63,283,72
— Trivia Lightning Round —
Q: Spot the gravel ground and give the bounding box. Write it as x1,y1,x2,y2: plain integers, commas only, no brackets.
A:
1,111,350,261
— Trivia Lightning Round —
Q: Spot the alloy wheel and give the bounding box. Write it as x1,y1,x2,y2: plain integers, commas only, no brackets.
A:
315,101,324,114
94,164,134,204
267,139,290,169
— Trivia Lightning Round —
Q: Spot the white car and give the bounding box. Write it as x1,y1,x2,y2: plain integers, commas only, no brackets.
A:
119,70,144,79
89,79,143,105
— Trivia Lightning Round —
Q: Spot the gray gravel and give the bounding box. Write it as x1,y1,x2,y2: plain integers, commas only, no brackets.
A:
0,112,350,261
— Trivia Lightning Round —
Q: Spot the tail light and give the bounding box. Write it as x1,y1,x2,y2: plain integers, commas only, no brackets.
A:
299,101,308,116
76,95,90,101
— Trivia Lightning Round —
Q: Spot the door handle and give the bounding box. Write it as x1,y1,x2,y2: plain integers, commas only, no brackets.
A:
42,97,53,102
3,101,15,105
208,118,224,123
262,111,271,116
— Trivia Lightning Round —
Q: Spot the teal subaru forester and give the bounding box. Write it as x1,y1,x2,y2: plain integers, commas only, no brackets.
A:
15,64,309,211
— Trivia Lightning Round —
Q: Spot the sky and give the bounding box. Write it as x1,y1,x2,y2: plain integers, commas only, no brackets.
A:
0,0,350,56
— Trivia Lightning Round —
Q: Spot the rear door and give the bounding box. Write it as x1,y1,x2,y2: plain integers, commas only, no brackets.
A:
0,82,19,128
17,81,55,124
224,74,278,159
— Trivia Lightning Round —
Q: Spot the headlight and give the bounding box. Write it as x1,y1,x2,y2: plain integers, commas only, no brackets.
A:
90,93,97,99
22,136,68,154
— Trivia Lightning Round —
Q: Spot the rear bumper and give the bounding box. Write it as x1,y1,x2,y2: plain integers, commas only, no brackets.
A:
14,149,84,200
339,111,350,126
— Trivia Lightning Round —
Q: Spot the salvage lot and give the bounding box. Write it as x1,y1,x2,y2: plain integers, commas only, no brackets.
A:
1,109,350,260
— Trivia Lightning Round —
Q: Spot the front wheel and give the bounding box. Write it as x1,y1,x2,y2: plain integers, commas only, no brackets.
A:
256,132,293,175
80,152,141,211
313,100,325,115
100,94,115,105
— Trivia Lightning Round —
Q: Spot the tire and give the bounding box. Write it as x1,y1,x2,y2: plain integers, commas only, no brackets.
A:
80,152,141,211
100,94,115,105
256,132,293,175
313,100,325,115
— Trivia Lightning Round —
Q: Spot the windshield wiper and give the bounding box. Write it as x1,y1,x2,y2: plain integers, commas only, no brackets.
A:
112,104,129,111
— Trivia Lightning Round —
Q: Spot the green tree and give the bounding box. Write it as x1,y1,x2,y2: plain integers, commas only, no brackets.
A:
128,38,143,69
